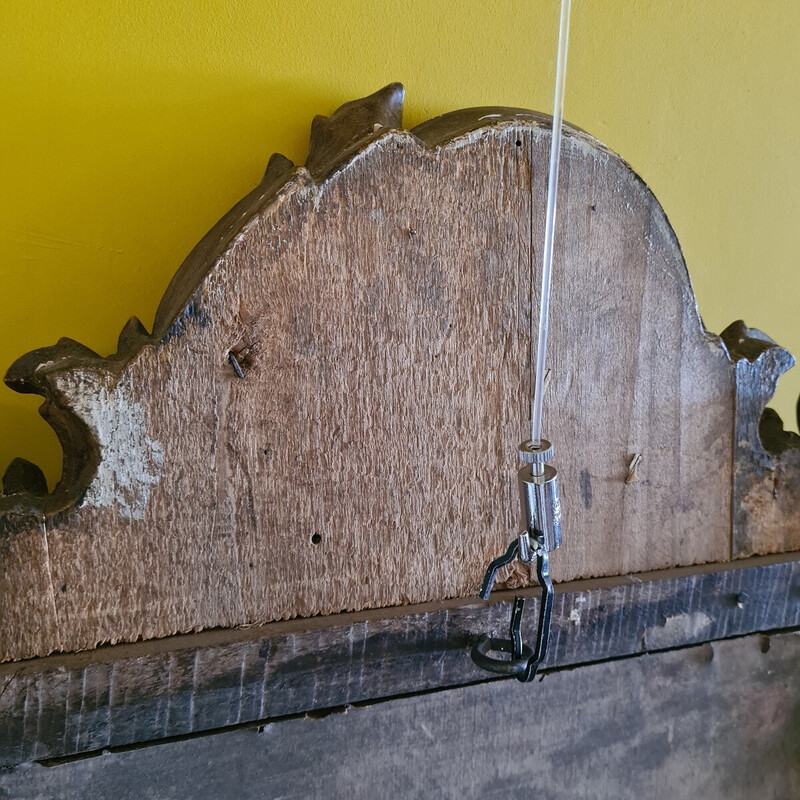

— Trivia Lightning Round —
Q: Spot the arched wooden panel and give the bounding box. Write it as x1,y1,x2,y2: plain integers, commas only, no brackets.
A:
1,85,796,662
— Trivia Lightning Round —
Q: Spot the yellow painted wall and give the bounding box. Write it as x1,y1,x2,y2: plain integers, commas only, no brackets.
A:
2,1,799,486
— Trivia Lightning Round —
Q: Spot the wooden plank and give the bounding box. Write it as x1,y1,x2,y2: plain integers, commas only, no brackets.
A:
723,320,800,557
1,630,798,799
0,85,742,663
1,553,797,768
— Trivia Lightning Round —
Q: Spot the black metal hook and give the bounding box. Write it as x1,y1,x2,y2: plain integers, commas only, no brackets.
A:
470,547,554,683
478,540,520,600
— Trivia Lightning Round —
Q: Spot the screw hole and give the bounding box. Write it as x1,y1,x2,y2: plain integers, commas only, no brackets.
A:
311,533,322,545
515,139,522,147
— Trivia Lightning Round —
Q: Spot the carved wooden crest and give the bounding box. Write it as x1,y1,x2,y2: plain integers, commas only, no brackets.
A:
2,85,798,662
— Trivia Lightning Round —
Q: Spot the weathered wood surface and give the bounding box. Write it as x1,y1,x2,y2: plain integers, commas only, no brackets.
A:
723,320,800,558
0,83,793,664
2,630,797,799
1,553,797,768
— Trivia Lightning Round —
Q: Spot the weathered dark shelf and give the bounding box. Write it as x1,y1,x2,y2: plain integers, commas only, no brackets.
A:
4,631,798,800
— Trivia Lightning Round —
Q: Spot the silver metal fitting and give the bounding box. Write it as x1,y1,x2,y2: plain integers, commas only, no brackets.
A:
518,439,554,464
518,531,534,562
518,439,562,553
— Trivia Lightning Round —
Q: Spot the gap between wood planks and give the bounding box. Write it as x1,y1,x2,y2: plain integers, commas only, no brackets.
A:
33,623,798,771
2,550,798,677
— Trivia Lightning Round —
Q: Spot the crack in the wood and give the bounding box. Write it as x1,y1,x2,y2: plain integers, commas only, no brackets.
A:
40,519,62,646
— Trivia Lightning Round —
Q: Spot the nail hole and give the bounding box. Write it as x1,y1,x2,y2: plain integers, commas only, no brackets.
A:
590,204,597,212
228,342,258,378
60,584,67,593
311,533,322,545
515,139,522,147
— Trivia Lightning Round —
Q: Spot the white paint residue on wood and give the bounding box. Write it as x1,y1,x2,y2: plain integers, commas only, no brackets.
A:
56,372,165,520
644,611,713,650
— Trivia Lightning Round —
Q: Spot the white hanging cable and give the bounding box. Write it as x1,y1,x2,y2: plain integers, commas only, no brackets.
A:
530,0,572,448
471,0,571,681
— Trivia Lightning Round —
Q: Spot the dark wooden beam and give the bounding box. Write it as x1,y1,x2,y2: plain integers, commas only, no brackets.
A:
1,552,798,768
2,630,798,799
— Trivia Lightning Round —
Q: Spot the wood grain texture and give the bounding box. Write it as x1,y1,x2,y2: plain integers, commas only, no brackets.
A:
2,630,798,799
2,553,797,767
723,321,800,557
0,82,769,663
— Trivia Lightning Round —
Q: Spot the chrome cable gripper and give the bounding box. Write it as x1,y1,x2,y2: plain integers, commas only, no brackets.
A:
470,439,561,683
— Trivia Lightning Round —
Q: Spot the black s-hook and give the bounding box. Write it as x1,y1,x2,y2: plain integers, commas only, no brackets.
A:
471,545,553,682
470,440,561,683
